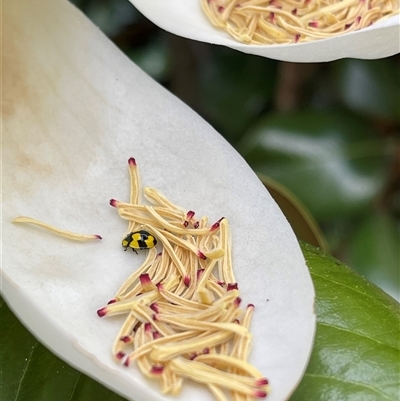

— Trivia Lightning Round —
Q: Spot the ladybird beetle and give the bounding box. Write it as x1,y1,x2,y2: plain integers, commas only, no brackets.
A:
122,230,157,254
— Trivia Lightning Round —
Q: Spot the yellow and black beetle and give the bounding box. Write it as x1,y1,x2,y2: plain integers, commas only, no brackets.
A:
122,230,157,254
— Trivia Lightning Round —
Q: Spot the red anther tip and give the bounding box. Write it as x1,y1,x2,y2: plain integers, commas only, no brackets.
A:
256,378,269,386
218,281,225,287
254,389,267,398
189,353,197,360
184,275,191,287
234,297,242,306
153,314,159,321
120,336,131,343
97,307,107,317
153,331,161,339
227,283,238,291
292,7,297,15
139,273,151,284
308,21,318,28
156,282,164,291
197,251,207,260
128,157,136,166
295,33,301,43
144,322,152,332
210,222,220,231
151,365,164,374
109,199,118,207
94,235,102,240
186,210,195,219
197,269,205,280
107,299,117,305
203,347,210,354
194,222,199,229
218,5,225,12
116,351,125,360
248,303,255,309
123,357,130,367
234,319,240,324
183,221,189,227
269,12,275,23
150,303,160,313
356,15,361,23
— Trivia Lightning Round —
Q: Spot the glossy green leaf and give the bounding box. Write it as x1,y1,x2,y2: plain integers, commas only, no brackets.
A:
291,242,400,401
239,110,391,221
0,297,127,401
346,212,400,301
334,58,400,123
200,48,277,143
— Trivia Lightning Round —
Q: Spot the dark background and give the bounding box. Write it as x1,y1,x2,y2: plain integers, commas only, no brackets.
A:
71,0,400,300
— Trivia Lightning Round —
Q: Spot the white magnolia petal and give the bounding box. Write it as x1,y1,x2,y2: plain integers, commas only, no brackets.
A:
2,0,315,401
129,0,399,61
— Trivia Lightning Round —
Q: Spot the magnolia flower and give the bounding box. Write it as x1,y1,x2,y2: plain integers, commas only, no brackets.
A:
129,0,399,61
2,0,315,401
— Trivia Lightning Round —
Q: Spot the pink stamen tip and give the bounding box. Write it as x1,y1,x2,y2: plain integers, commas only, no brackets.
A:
151,365,164,374
116,351,126,360
203,347,210,354
186,210,195,220
218,281,225,287
308,21,318,28
218,5,225,12
120,336,131,343
248,303,255,309
270,12,275,23
109,199,119,207
189,353,198,360
295,33,301,43
183,221,189,227
292,8,297,15
254,389,268,398
156,283,164,291
256,378,269,386
356,16,361,23
140,273,152,285
234,297,242,307
128,157,136,166
153,314,159,321
94,235,102,240
197,251,207,260
227,283,238,291
144,322,152,333
184,275,191,287
97,307,107,317
123,357,130,367
197,269,205,280
150,303,160,313
107,299,117,305
153,331,161,339
194,222,199,229
345,23,352,29
234,319,240,324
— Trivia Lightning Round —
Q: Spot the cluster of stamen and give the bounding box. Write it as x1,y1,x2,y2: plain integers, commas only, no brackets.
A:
202,0,399,44
97,158,269,400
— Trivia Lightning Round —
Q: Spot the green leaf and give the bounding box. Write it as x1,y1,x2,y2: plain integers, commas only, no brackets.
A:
291,242,400,401
334,58,400,123
0,297,127,401
346,212,400,300
239,110,391,221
